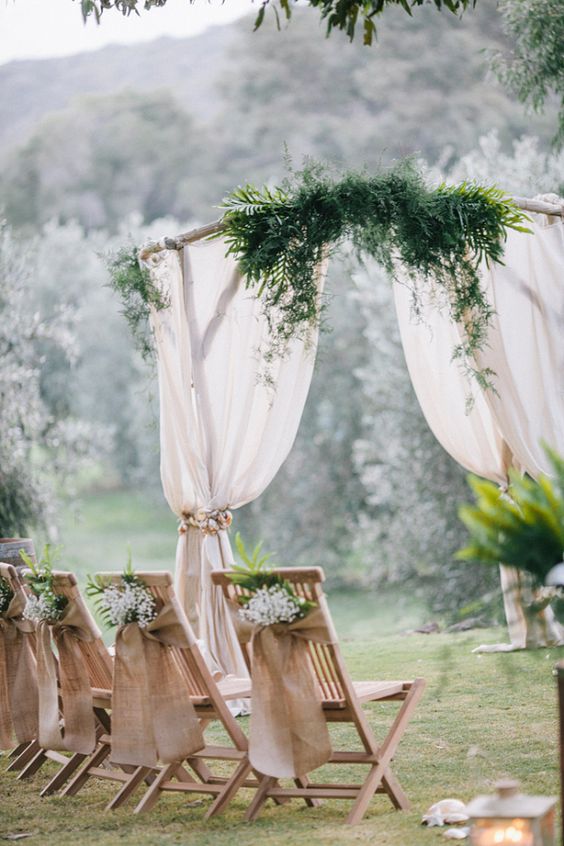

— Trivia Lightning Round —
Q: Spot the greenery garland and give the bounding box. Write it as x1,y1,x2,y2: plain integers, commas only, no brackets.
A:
105,246,169,359
108,160,530,388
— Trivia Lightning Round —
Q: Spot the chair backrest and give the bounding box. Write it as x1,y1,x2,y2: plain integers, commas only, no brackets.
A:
95,570,221,702
212,567,353,706
51,571,113,690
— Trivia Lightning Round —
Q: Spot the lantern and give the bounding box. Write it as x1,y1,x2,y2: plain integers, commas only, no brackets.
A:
466,780,556,846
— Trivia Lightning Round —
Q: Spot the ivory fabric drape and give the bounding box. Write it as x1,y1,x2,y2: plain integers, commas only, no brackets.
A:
144,237,325,679
394,203,564,649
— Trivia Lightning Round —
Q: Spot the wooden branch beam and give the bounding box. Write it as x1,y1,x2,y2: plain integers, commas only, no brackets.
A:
138,218,224,261
137,195,563,261
513,196,563,217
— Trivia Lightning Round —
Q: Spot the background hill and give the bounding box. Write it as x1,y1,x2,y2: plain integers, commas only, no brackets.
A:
0,26,233,149
0,4,557,229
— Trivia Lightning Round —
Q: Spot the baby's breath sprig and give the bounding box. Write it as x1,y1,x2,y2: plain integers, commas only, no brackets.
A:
21,544,68,624
86,551,157,629
0,576,14,616
228,533,316,625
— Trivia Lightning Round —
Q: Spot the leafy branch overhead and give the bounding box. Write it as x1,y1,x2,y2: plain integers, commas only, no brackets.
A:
108,161,529,390
78,0,476,44
219,162,529,387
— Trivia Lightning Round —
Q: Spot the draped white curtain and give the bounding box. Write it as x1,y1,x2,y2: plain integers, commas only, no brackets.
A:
394,203,564,649
144,237,325,678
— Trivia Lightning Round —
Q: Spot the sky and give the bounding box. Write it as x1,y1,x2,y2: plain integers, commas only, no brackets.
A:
0,0,253,65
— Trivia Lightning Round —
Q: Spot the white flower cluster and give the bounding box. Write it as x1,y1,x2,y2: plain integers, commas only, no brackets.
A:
238,585,307,627
23,593,64,624
100,581,157,628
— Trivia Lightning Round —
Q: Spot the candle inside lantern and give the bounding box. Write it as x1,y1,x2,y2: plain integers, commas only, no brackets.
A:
471,818,534,845
466,780,556,846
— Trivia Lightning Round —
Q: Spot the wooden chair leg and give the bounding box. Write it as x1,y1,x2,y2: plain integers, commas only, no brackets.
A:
295,774,323,808
17,748,48,780
6,740,40,772
106,766,153,811
133,763,181,814
346,679,425,824
8,742,29,759
61,742,111,797
245,775,277,822
40,752,88,796
346,760,389,825
204,760,253,819
382,770,410,811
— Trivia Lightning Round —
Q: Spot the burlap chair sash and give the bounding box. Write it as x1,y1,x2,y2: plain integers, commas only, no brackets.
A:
0,592,38,749
36,601,97,755
232,604,334,778
111,601,205,768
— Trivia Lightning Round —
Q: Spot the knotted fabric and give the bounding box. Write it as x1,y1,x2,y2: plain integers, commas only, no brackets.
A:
0,591,38,749
36,601,97,754
145,239,327,686
233,605,334,778
111,601,205,768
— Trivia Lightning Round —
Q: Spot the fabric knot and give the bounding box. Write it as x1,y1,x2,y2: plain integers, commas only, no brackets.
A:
179,508,233,536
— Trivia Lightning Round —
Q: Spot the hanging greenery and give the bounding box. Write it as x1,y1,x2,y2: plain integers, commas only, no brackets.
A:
108,160,529,388
105,245,169,359
220,161,529,387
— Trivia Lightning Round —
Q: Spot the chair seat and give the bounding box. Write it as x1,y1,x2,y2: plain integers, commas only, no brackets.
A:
323,680,406,709
92,678,252,708
216,676,252,701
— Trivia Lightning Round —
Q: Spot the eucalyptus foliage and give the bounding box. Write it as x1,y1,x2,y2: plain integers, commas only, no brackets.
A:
456,446,564,585
220,162,529,385
493,0,564,149
77,0,476,44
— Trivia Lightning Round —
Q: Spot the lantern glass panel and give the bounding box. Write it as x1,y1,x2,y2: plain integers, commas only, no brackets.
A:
471,818,534,846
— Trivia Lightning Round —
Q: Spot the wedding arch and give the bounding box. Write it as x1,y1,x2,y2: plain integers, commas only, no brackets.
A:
111,163,564,676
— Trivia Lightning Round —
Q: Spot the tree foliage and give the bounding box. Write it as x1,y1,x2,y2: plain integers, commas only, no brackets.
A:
493,0,564,148
457,447,564,585
0,221,108,537
78,0,477,44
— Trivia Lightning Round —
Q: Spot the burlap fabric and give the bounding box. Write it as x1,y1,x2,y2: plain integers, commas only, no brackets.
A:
111,601,205,768
36,601,97,754
233,604,334,778
0,590,38,749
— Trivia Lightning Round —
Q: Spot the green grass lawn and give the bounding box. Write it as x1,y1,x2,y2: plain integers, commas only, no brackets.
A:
4,491,559,845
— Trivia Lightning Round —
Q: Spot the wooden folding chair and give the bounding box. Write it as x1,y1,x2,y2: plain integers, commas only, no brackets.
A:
59,570,253,814
212,566,426,825
15,570,115,795
67,571,318,816
1,562,42,774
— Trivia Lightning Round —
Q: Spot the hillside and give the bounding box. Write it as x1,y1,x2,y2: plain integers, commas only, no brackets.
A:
0,25,233,149
0,5,558,228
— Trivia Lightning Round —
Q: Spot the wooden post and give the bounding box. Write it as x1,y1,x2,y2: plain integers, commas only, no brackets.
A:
555,660,564,846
